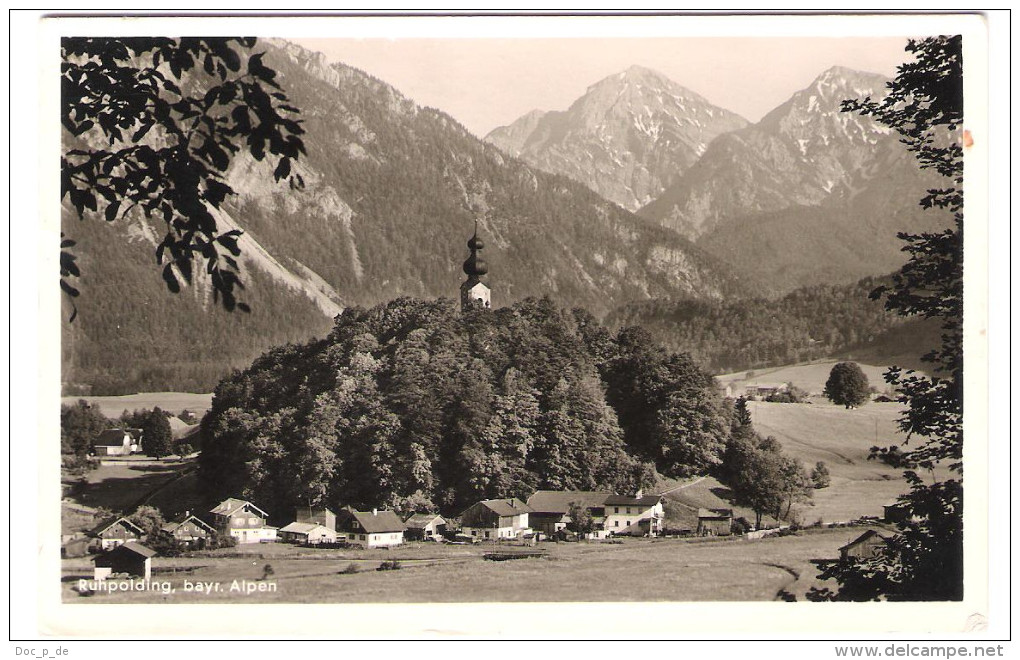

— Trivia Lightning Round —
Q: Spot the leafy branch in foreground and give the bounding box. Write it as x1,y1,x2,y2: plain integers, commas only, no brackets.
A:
811,35,963,602
61,37,306,314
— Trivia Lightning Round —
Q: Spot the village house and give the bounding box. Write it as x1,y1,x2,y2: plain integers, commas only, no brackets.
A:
839,529,888,562
93,541,156,580
89,516,145,550
697,508,734,536
459,498,533,540
403,513,447,541
294,505,337,531
526,490,614,538
92,428,143,456
602,491,665,536
160,512,216,546
207,498,278,544
336,508,405,548
279,521,337,545
743,383,788,400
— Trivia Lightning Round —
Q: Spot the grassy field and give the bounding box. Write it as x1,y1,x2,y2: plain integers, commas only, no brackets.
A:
61,526,881,603
716,360,900,397
63,458,195,514
61,392,213,417
746,400,945,523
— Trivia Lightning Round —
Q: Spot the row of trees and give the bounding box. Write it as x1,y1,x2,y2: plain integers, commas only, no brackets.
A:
60,400,175,459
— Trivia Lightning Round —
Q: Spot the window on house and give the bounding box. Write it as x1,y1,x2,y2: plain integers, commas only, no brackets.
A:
485,531,490,538
614,507,619,513
626,507,632,514
360,534,366,541
614,521,619,527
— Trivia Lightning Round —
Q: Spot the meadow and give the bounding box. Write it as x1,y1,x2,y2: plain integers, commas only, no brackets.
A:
61,392,214,418
61,526,877,604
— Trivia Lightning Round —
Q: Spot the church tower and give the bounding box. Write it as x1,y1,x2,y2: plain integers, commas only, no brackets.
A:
460,222,491,311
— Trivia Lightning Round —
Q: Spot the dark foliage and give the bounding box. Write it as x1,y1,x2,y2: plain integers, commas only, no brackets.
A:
141,407,174,459
61,37,305,314
607,276,911,374
813,36,964,601
61,399,111,456
824,362,871,409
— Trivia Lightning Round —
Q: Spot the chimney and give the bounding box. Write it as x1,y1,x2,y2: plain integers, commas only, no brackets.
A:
635,489,643,499
372,508,377,516
184,510,190,518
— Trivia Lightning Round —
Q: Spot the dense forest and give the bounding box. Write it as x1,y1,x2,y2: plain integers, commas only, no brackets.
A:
198,296,748,519
606,276,926,374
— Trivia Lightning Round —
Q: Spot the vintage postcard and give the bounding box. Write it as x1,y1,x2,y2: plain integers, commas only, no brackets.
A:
17,11,1003,641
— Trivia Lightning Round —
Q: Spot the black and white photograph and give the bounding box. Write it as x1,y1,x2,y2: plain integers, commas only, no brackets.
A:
14,10,1007,642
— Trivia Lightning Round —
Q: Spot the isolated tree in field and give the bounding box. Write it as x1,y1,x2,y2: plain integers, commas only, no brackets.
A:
811,461,831,489
566,501,596,539
60,399,110,456
142,407,174,458
824,362,870,408
61,37,305,317
811,36,964,601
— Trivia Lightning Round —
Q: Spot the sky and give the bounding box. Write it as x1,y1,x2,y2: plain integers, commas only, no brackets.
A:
294,37,912,137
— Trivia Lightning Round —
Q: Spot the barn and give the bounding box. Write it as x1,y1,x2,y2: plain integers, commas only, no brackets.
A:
93,542,156,580
403,513,447,541
838,530,888,562
697,508,734,536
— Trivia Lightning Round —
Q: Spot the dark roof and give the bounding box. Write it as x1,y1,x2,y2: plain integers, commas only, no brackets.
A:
604,494,662,507
89,516,144,537
526,490,613,514
838,529,887,552
476,498,533,517
404,513,446,529
697,508,734,519
94,429,130,447
161,514,215,534
93,541,157,561
343,509,405,534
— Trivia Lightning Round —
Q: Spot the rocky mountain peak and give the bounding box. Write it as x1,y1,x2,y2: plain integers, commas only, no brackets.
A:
485,66,747,210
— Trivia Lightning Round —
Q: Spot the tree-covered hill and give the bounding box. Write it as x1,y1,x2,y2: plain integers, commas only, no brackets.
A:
606,276,937,374
198,296,737,518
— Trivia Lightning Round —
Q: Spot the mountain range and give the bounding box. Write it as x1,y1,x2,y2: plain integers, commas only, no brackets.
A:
62,40,745,395
492,65,952,295
485,65,748,212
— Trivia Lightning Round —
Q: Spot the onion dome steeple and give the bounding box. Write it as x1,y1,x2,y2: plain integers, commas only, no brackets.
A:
460,221,492,311
463,222,489,278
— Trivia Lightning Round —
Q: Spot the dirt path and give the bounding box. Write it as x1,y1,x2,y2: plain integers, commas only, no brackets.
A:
762,562,801,601
659,476,706,495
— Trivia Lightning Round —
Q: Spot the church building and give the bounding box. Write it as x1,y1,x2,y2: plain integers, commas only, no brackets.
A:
461,223,491,311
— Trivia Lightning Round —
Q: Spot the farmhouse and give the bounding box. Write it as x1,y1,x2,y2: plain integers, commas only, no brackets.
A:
459,498,533,540
207,498,278,544
403,513,447,541
279,521,337,545
93,541,156,580
603,491,664,536
160,512,216,546
526,490,613,538
336,508,405,548
89,516,144,550
838,530,888,562
697,508,733,536
744,383,788,399
92,428,143,456
294,506,337,532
